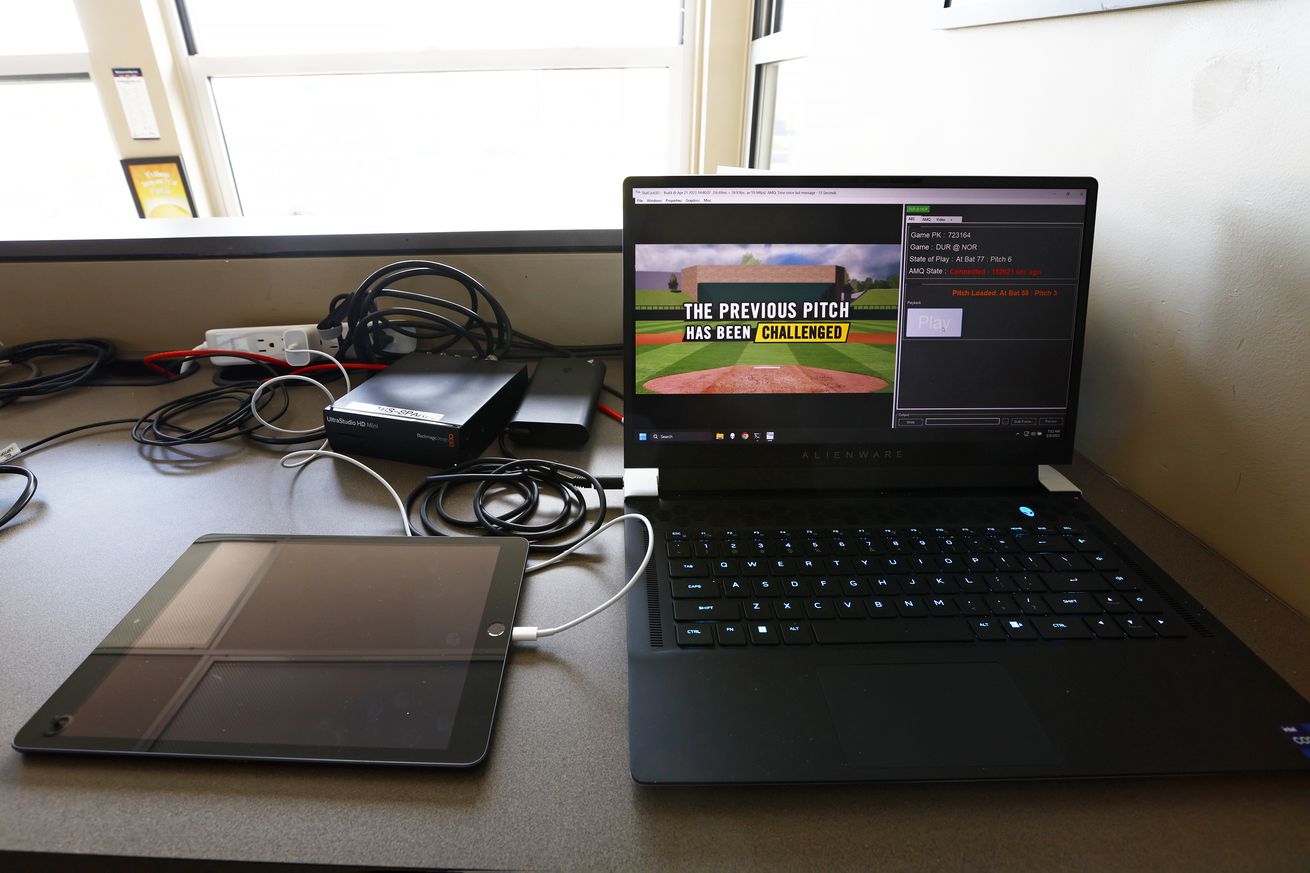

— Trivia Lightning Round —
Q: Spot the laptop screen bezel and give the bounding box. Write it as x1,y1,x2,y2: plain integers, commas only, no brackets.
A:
622,174,1098,477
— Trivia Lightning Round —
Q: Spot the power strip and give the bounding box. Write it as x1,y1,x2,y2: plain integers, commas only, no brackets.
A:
204,323,415,366
204,324,339,366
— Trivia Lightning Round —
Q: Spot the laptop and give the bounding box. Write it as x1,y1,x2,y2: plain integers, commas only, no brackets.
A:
621,175,1310,784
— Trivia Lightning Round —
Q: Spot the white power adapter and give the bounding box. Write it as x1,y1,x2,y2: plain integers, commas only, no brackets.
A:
203,324,339,366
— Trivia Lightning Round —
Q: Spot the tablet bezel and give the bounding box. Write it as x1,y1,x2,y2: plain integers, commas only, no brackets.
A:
13,533,529,767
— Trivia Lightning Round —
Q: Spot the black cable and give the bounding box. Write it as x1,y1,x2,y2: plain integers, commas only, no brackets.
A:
507,329,573,358
497,405,623,490
87,360,200,387
130,349,390,449
406,457,607,553
129,351,336,447
504,331,623,360
131,379,322,447
320,260,513,363
0,465,37,530
0,339,116,408
12,418,139,460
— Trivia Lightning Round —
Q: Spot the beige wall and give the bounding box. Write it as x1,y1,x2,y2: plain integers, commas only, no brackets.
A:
0,252,622,354
788,0,1310,615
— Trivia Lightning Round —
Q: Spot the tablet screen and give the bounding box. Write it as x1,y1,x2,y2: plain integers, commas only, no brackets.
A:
14,535,528,766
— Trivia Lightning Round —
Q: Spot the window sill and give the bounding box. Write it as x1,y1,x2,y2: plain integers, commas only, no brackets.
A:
0,216,620,262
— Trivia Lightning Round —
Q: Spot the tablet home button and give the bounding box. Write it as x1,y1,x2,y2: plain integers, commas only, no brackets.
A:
487,622,506,637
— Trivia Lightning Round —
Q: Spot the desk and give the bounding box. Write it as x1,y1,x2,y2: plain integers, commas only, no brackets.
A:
2,375,1308,871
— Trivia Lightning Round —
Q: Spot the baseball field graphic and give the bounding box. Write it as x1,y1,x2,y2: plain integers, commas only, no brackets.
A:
634,243,900,394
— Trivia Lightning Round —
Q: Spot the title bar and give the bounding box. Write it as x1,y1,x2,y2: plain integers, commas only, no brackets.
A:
631,187,1087,206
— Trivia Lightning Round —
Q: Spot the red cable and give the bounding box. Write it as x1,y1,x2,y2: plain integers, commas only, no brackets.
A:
142,349,288,375
289,362,388,376
597,401,624,424
142,349,388,379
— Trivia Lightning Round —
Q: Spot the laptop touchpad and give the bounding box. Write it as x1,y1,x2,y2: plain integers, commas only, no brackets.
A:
819,663,1061,770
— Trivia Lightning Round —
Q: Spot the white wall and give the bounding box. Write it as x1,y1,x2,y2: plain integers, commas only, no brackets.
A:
789,0,1310,615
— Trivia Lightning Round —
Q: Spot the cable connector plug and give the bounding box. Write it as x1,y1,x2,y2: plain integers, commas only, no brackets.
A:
511,626,539,643
283,328,311,367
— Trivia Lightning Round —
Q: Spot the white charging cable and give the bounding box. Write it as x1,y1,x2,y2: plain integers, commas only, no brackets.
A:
279,447,414,536
512,512,653,642
248,347,414,536
248,346,350,445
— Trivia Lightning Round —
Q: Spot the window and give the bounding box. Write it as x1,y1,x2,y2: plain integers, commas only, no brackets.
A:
0,0,85,56
0,1,133,221
746,0,810,170
176,0,692,228
750,58,809,171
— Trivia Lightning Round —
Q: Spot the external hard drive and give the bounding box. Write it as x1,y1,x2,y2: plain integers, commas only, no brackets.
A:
506,358,606,447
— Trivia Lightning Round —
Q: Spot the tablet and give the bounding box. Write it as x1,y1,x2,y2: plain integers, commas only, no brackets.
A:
14,534,529,767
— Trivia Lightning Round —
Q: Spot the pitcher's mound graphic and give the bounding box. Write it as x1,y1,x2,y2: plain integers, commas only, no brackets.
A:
644,365,888,394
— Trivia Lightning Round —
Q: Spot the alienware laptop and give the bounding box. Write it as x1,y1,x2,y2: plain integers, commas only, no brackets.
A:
621,175,1310,784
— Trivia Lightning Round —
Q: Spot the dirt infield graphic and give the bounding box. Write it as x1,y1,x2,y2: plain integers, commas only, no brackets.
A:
636,331,897,346
644,365,888,394
845,332,897,344
635,333,685,345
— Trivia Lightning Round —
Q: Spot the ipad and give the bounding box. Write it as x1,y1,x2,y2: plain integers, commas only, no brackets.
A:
14,534,529,767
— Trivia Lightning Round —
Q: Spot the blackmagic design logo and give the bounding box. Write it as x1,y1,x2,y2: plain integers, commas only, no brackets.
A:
799,448,904,462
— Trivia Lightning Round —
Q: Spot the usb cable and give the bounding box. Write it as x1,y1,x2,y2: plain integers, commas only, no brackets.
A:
512,512,653,641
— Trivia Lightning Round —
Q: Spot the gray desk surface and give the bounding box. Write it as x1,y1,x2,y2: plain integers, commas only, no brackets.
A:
1,373,1308,872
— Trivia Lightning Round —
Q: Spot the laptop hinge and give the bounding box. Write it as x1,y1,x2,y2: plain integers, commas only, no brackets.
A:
654,465,1039,493
624,467,659,500
1038,465,1081,494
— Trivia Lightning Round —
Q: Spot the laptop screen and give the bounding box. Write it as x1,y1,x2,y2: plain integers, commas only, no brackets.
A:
623,176,1097,475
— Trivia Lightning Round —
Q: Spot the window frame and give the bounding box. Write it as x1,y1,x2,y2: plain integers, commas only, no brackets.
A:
743,2,806,170
0,9,91,83
0,39,134,221
0,54,90,79
164,1,698,218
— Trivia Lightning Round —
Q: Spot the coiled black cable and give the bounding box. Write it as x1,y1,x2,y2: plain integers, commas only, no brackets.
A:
0,465,37,531
0,339,116,408
406,457,607,553
320,260,514,363
131,365,324,448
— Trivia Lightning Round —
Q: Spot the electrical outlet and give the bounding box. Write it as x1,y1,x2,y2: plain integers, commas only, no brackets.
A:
204,324,338,366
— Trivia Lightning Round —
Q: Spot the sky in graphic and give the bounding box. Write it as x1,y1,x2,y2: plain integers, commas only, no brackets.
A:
635,243,901,282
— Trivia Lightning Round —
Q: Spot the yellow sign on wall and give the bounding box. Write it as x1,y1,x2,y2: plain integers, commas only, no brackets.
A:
121,157,196,219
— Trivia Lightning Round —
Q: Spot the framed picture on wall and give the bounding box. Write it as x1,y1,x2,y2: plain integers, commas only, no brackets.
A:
121,156,197,219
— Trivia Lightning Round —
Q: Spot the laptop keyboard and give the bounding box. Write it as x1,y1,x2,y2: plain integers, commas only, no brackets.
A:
665,524,1191,647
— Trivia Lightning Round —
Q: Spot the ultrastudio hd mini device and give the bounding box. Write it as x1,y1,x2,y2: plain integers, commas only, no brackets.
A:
323,353,528,466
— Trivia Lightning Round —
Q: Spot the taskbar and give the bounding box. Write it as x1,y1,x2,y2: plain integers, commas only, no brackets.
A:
635,419,1064,445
